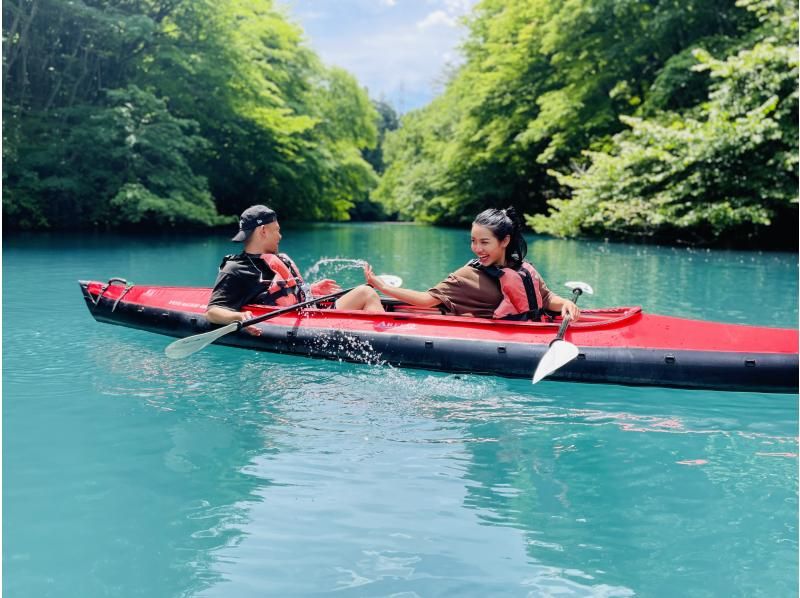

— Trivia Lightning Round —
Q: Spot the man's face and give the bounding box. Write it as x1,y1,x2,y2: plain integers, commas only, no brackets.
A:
260,220,281,254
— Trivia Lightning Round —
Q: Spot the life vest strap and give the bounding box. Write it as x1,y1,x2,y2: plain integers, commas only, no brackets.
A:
264,283,296,303
260,253,306,305
515,267,541,321
468,259,543,321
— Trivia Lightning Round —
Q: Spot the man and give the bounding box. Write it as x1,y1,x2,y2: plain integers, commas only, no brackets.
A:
206,205,384,329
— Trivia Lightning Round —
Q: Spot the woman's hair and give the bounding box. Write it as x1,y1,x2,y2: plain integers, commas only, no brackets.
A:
473,206,527,269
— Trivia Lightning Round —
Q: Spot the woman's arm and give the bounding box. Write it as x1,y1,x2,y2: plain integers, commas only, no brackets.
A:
544,294,580,321
364,264,441,308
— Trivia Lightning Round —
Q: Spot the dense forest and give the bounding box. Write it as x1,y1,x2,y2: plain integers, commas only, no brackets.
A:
376,0,798,247
3,0,385,229
3,0,798,248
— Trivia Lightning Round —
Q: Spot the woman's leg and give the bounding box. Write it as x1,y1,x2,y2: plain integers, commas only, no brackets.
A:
334,285,385,312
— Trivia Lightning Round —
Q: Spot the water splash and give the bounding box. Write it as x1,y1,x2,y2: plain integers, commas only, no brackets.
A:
304,330,386,367
303,257,366,281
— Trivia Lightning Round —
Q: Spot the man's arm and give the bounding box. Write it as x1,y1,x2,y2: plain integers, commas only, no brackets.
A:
205,267,256,325
205,305,253,325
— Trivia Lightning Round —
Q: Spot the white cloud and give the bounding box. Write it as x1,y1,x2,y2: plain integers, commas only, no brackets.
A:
417,10,455,29
317,25,464,109
295,9,326,20
283,0,480,110
443,0,472,13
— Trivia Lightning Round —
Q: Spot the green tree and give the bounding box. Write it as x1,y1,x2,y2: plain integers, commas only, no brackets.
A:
350,99,400,220
3,0,381,230
3,85,223,229
136,0,379,221
3,0,217,229
374,94,463,222
363,99,399,175
530,0,798,247
375,0,796,248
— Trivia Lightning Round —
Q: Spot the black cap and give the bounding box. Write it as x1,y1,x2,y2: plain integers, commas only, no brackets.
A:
232,205,277,242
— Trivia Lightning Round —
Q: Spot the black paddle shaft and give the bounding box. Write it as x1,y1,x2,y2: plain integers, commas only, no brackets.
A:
237,286,357,330
553,287,583,341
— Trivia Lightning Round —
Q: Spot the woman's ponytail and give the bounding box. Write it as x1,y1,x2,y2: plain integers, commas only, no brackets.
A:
503,206,527,269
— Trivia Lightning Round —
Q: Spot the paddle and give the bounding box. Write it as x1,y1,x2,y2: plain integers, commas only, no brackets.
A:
376,274,402,288
165,286,356,360
532,281,594,384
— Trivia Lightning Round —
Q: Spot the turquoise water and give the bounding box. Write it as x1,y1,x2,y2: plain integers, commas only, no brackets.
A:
4,224,798,597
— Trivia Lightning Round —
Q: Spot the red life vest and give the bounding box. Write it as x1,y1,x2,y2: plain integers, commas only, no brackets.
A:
469,260,545,321
260,253,306,306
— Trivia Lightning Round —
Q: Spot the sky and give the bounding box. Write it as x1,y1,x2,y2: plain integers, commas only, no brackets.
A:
278,0,478,112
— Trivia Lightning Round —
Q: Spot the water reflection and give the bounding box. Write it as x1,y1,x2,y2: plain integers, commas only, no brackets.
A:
84,341,284,596
446,381,798,596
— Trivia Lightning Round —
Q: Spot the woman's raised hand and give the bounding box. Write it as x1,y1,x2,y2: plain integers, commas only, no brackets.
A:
363,263,385,291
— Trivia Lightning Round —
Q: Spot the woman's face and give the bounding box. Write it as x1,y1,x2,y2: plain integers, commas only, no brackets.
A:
470,224,509,267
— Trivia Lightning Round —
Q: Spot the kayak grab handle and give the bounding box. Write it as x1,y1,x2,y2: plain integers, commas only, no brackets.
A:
90,278,134,311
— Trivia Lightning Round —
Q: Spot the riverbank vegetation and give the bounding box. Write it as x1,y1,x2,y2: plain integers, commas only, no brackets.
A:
376,0,798,248
3,0,381,229
4,0,797,248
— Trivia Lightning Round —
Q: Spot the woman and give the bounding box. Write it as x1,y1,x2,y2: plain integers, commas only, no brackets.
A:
364,207,579,321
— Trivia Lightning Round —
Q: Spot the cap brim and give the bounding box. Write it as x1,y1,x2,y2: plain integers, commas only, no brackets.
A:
231,229,250,242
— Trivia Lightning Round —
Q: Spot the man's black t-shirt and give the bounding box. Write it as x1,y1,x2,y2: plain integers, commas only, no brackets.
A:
207,253,276,311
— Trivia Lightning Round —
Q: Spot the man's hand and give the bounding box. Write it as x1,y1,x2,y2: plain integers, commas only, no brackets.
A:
310,279,341,296
236,310,261,336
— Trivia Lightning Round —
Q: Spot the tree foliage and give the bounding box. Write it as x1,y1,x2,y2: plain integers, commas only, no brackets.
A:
530,0,798,246
4,85,221,229
376,0,796,247
3,0,380,231
350,99,400,220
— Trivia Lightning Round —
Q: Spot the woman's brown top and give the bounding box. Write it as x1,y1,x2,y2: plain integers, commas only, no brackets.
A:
427,264,554,318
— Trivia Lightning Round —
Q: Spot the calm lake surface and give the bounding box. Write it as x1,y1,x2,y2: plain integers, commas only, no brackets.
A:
4,223,798,597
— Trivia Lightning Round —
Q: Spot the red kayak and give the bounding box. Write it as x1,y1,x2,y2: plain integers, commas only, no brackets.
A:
79,279,798,393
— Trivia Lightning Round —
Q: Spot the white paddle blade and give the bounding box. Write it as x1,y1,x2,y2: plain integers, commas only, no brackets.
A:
564,281,594,295
378,274,403,288
165,322,239,359
532,340,580,384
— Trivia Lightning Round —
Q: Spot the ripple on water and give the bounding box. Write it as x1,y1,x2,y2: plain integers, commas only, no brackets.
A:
68,334,799,598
